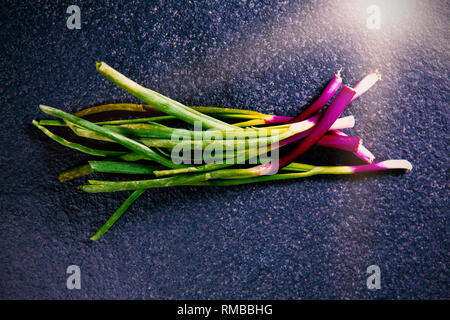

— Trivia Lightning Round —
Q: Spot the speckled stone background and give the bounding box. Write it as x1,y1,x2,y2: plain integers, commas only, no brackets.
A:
0,0,448,299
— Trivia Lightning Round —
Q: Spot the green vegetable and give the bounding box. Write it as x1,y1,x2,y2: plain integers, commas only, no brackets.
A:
33,64,411,240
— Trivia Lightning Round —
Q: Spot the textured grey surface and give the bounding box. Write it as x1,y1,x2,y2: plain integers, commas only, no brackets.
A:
0,0,448,299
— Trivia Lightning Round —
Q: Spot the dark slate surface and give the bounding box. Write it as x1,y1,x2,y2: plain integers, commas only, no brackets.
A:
0,0,448,299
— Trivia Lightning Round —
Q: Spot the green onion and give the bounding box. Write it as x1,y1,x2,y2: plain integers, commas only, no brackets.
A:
33,63,411,240
32,120,127,157
90,189,146,241
39,105,183,169
88,161,157,175
96,62,239,131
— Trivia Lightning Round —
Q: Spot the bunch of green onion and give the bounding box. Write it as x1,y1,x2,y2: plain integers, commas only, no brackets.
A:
33,62,412,240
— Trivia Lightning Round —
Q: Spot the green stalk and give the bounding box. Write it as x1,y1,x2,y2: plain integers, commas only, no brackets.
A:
119,152,146,161
214,114,262,120
39,114,259,127
104,124,177,139
100,116,176,125
74,103,263,117
151,120,314,177
90,189,146,241
192,170,334,186
138,133,288,151
39,105,183,169
65,122,114,142
59,160,159,182
282,162,315,171
80,167,259,193
58,164,94,182
61,122,288,157
96,62,239,130
38,103,271,128
233,119,267,127
137,138,245,150
192,165,360,186
190,106,262,115
79,164,357,193
152,142,274,177
32,120,127,157
107,123,290,139
88,161,157,175
38,120,67,126
74,103,147,117
58,159,313,183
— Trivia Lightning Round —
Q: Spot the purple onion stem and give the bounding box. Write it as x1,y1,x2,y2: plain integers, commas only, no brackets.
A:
263,115,294,125
278,115,355,148
288,71,342,123
257,85,357,175
350,160,412,173
330,129,375,163
315,135,362,152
